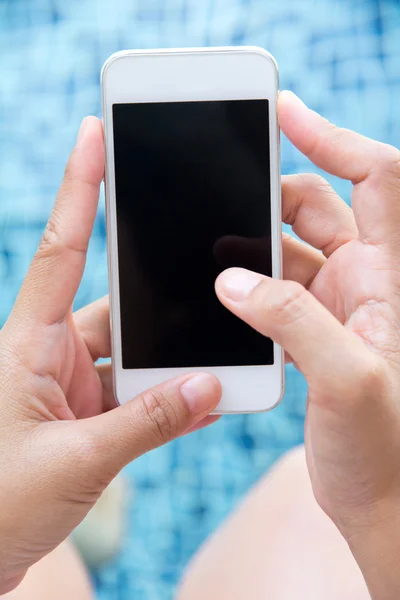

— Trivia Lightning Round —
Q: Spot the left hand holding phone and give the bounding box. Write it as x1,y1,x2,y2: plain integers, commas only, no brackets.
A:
0,117,221,595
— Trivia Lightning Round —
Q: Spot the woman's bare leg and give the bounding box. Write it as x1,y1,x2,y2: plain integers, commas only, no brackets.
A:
178,447,370,600
3,541,93,600
3,474,129,600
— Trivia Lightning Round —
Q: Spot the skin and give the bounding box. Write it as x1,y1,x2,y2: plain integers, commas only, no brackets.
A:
178,448,370,600
0,117,222,594
1,91,400,598
215,92,400,598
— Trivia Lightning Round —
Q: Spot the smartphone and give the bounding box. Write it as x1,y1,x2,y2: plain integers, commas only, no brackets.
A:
101,47,283,413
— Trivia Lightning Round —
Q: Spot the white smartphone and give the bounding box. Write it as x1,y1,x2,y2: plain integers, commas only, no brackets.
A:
101,46,284,413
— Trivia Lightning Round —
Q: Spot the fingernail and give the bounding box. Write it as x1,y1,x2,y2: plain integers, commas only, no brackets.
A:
180,373,219,414
217,268,263,301
76,117,88,147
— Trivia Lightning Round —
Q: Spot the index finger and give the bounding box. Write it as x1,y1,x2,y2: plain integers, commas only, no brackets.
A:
279,91,400,246
278,91,393,183
15,117,104,325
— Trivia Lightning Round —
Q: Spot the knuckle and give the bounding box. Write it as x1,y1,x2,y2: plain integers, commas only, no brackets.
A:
375,144,400,178
275,282,307,325
37,214,62,258
327,122,345,146
258,281,307,327
344,355,388,413
352,357,388,401
308,120,341,157
36,209,87,260
139,389,181,445
58,433,112,499
301,172,330,190
63,159,75,184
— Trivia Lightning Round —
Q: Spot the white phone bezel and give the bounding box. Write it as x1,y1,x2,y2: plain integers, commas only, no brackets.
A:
101,46,284,414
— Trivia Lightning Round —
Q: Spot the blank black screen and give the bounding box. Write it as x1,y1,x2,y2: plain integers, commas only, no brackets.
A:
113,100,273,369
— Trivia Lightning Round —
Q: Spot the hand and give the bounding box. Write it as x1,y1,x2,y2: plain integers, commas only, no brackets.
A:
0,117,221,594
216,92,400,597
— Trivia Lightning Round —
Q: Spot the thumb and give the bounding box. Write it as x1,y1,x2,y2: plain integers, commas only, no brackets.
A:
76,373,221,478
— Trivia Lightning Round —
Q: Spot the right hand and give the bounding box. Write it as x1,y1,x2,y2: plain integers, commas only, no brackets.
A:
216,91,400,597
